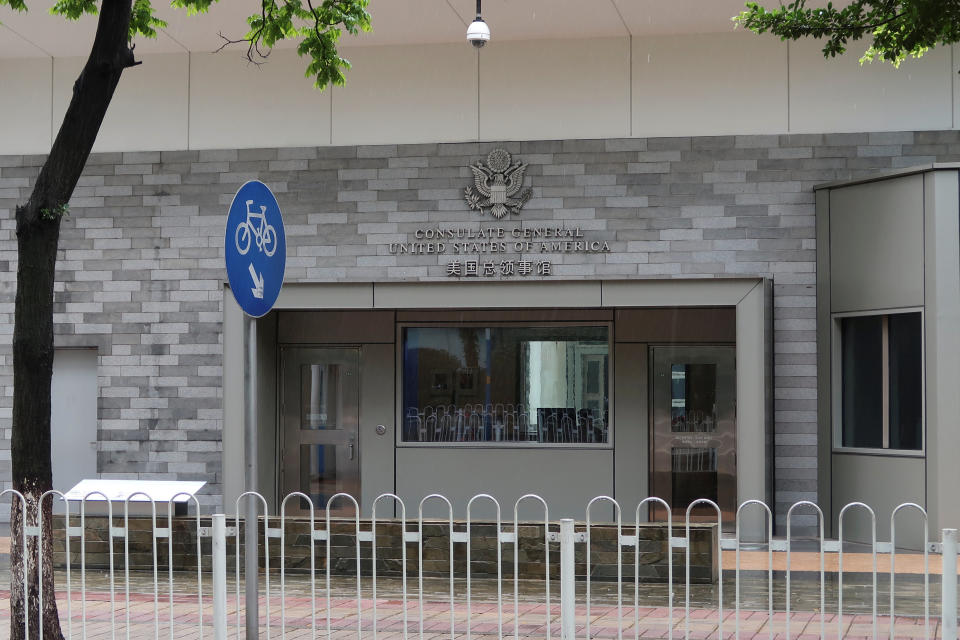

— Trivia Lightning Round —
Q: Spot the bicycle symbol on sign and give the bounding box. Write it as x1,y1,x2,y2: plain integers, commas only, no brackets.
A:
235,199,278,257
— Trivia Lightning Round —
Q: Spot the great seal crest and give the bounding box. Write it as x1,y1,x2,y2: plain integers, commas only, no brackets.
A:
464,149,533,219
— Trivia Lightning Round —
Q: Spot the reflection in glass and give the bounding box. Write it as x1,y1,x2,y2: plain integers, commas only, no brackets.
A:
402,326,609,444
841,315,883,448
888,313,922,450
671,446,718,509
670,364,717,433
301,444,337,507
301,364,339,430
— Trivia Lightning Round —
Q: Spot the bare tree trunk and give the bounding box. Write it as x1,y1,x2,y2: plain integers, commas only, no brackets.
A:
10,1,137,638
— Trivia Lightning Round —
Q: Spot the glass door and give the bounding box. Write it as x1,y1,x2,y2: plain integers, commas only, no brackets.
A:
650,346,736,525
281,347,360,515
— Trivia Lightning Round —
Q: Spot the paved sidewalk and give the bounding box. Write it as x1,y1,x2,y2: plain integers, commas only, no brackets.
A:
0,588,944,640
0,568,946,640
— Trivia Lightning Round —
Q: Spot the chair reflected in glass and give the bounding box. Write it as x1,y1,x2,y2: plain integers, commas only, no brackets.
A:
404,402,612,444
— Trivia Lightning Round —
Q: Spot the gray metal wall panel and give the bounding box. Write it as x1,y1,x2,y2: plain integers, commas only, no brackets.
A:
831,453,925,548
829,175,924,312
374,281,602,309
360,343,397,517
922,169,960,532
613,342,648,515
395,448,614,521
815,189,833,528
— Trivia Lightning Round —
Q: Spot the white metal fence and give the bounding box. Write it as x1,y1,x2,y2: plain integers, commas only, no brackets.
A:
3,489,958,640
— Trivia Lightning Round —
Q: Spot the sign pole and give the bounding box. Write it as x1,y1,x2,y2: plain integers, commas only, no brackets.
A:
243,313,259,640
224,180,285,640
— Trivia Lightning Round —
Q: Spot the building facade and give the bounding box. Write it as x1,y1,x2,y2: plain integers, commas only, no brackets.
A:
0,1,958,537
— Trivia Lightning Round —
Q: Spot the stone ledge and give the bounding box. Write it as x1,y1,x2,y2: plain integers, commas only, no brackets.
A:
52,516,718,584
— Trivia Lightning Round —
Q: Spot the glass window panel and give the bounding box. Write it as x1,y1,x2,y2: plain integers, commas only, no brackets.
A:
670,364,718,433
839,312,922,451
888,312,922,450
300,364,340,430
841,315,883,448
402,325,609,445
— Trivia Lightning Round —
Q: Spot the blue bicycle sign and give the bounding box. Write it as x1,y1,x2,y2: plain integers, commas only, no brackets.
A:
224,181,286,318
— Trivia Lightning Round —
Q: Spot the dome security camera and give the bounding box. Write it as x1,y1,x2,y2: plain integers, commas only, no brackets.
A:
467,17,490,48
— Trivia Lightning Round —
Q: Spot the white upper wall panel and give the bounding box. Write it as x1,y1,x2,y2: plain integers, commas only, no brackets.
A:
0,56,51,154
332,44,477,145
953,43,960,131
53,53,189,153
633,32,787,137
189,49,331,150
479,37,630,141
789,39,952,133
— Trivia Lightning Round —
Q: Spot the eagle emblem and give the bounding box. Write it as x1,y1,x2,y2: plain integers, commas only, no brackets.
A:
464,149,533,219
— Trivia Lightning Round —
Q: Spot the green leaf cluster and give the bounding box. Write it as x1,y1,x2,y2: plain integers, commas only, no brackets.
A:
39,203,69,221
244,0,370,88
734,0,960,66
0,0,371,90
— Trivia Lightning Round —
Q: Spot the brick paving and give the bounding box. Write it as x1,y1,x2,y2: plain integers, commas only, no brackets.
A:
0,590,944,640
0,567,946,640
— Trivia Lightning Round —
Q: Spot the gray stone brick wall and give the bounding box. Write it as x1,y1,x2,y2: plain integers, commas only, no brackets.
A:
0,130,956,520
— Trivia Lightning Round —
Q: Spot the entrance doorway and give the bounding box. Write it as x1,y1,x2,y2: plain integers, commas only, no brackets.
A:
280,347,360,515
650,346,736,524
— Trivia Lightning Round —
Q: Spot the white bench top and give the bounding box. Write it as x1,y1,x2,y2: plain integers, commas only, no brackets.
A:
64,479,206,503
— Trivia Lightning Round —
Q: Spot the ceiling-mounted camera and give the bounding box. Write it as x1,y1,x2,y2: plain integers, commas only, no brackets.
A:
466,1,490,48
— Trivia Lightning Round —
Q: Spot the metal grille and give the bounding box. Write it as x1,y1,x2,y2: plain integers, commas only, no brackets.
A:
3,489,956,640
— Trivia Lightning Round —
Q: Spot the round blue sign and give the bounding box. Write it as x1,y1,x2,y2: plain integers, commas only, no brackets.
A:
224,181,286,317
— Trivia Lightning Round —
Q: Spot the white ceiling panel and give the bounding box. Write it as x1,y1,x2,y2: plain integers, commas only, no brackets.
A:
0,23,49,57
1,2,185,57
449,0,628,41
157,0,467,52
155,0,265,53
0,4,97,57
0,0,780,58
341,0,467,46
614,0,746,35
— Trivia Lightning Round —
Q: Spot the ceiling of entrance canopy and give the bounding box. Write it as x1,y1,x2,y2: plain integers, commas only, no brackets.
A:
0,0,755,58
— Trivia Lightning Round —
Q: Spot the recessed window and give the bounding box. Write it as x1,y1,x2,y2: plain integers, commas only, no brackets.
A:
401,325,609,445
839,312,922,451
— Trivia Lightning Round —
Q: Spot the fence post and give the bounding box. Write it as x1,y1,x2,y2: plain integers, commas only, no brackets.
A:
943,529,957,640
213,514,228,640
560,518,576,640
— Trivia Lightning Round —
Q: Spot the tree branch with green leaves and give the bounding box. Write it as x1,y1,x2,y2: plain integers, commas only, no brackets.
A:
734,0,960,65
0,2,370,639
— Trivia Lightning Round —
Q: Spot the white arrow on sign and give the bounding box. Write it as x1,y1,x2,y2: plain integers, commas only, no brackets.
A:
248,263,264,299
